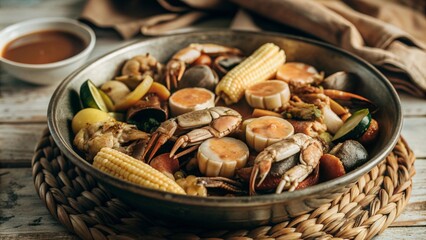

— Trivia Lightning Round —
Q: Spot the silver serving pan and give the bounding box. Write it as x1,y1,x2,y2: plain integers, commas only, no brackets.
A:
48,30,402,228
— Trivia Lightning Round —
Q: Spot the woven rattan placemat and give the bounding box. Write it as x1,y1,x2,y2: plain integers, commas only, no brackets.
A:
31,129,415,240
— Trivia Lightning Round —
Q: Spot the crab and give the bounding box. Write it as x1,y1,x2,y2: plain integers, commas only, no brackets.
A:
249,133,323,195
165,43,242,89
176,175,244,196
142,106,242,162
73,120,150,161
197,176,245,194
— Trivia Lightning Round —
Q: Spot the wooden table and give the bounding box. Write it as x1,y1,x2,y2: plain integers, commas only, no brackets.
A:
1,1,425,239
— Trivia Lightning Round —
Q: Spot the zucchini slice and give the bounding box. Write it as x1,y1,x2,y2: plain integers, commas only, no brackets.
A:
332,109,371,142
80,79,109,112
98,89,115,112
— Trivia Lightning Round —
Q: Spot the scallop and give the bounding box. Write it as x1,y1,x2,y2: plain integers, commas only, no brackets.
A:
245,116,294,152
197,137,249,178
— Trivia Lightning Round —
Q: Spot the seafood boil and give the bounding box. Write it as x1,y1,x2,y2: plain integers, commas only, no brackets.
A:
72,42,379,197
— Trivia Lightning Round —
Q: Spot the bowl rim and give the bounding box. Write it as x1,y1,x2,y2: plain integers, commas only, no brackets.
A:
0,17,96,69
48,29,402,207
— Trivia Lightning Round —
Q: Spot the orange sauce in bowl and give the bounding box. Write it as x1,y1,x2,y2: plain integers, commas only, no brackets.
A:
2,30,86,64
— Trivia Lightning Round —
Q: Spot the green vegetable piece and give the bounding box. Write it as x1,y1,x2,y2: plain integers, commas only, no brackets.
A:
80,79,109,112
128,117,160,133
332,109,371,142
282,102,322,120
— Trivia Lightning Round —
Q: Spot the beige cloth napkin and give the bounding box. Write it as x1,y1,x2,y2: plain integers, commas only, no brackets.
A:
80,0,426,97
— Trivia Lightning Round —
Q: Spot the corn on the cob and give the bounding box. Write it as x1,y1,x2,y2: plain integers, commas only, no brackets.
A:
215,43,286,105
93,147,186,195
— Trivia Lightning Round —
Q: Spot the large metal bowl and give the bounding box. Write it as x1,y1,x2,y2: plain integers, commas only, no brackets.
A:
48,30,402,228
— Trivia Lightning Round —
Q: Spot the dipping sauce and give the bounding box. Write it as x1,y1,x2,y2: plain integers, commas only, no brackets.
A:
2,30,86,64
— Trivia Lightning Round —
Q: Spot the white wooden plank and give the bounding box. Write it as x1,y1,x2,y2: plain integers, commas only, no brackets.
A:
0,233,77,240
375,226,426,240
400,93,426,117
0,0,84,29
0,124,46,166
0,74,55,123
0,168,69,235
401,118,426,158
391,159,426,227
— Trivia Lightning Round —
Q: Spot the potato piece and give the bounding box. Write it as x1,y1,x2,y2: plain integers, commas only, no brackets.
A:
72,108,113,134
358,119,379,145
150,153,180,180
319,154,346,181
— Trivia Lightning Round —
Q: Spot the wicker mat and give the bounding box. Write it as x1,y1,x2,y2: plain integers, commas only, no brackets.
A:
32,129,415,240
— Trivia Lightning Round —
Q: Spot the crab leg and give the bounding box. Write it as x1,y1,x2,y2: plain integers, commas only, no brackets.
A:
173,145,199,159
197,176,244,193
143,120,178,162
166,60,185,89
249,133,318,195
322,89,377,112
143,107,242,162
169,127,215,158
165,44,242,90
276,138,323,193
249,143,300,195
323,89,371,102
249,165,260,195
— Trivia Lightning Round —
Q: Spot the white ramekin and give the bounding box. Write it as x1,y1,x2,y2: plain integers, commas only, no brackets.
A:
0,17,96,85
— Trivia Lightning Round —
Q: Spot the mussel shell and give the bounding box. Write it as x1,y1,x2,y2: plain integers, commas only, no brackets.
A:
322,71,358,92
126,94,168,132
178,65,218,92
213,55,244,75
330,140,368,172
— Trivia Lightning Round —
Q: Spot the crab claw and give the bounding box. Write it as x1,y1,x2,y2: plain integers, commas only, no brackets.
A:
323,89,377,113
249,165,259,196
142,120,178,162
257,160,272,187
169,135,190,158
276,177,290,194
249,159,272,195
166,60,186,90
143,132,168,163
